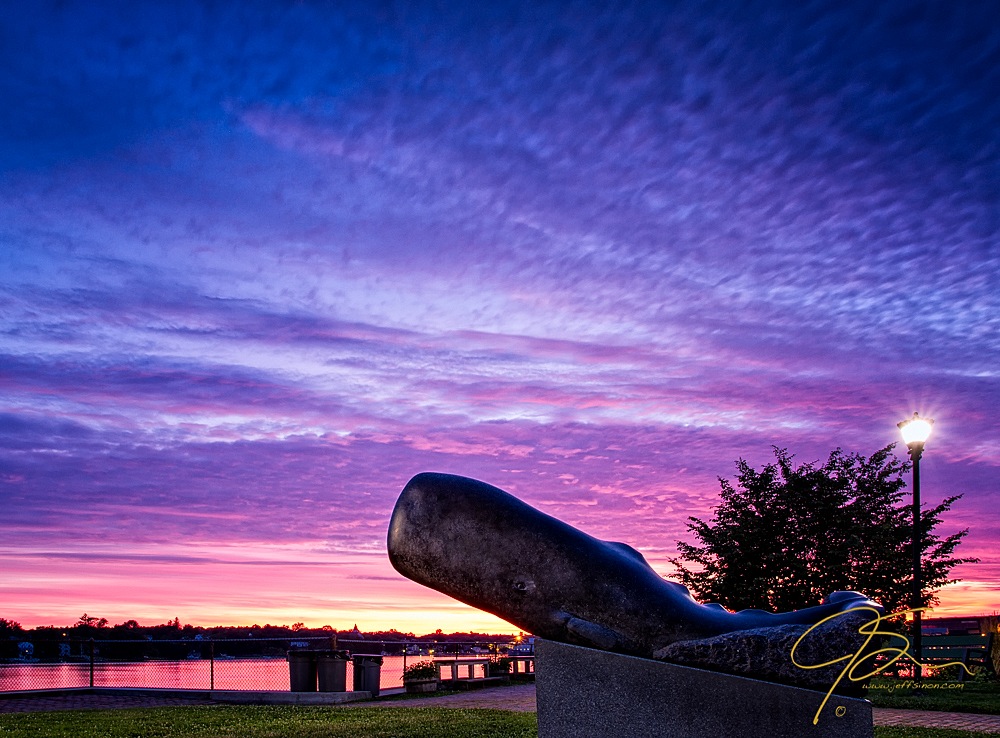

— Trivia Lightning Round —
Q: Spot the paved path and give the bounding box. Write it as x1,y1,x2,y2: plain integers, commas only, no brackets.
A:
3,684,1000,733
361,683,538,712
368,686,1000,732
0,692,214,714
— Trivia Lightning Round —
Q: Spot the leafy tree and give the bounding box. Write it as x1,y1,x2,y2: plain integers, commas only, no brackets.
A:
0,618,24,634
670,445,978,614
75,613,108,629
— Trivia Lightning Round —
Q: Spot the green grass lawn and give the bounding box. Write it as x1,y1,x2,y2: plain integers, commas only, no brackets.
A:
0,706,996,738
865,679,1000,715
0,706,536,738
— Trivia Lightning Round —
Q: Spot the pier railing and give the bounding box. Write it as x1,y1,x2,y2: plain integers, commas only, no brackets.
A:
0,637,526,693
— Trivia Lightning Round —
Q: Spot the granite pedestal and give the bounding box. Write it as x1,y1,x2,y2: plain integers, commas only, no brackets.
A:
535,639,873,738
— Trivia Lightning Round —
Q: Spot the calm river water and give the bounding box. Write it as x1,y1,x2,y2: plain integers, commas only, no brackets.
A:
0,655,482,693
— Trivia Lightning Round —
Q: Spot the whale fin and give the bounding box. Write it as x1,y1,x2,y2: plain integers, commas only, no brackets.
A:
565,616,622,650
703,602,730,612
823,591,866,604
605,541,654,570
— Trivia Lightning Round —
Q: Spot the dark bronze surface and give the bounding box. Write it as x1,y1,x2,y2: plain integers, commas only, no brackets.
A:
387,472,881,658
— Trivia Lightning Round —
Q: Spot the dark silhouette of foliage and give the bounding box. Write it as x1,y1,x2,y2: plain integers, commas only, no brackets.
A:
0,618,23,634
670,445,977,614
0,618,516,644
80,614,108,626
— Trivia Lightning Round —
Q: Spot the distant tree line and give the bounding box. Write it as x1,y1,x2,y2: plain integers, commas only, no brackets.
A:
1,616,514,644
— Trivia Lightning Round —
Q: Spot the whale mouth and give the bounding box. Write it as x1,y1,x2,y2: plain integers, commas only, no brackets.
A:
552,610,623,651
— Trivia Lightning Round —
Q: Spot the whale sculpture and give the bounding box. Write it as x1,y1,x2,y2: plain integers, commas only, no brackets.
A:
387,472,881,659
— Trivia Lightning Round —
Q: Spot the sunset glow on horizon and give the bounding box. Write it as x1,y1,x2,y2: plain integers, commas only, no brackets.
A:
2,1,999,634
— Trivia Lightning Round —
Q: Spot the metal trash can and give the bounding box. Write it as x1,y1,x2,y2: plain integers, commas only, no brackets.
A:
287,650,317,692
351,654,383,696
317,650,349,692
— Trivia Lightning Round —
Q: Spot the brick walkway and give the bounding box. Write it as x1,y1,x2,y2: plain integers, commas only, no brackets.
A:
873,707,1000,734
3,685,1000,733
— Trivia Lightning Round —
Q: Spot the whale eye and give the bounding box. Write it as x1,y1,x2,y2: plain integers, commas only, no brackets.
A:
512,578,536,593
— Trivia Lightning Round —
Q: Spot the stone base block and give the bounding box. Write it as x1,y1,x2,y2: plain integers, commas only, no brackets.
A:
536,639,872,738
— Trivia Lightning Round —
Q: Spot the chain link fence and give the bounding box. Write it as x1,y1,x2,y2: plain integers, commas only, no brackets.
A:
1,637,526,693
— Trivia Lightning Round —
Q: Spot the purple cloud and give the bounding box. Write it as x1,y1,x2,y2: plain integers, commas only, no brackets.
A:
1,0,998,629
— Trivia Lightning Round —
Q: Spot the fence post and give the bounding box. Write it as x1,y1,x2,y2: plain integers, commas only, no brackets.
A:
403,644,407,672
209,640,215,691
88,639,95,688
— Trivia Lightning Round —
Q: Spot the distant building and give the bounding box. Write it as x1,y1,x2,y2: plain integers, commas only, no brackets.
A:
509,636,535,656
923,615,996,636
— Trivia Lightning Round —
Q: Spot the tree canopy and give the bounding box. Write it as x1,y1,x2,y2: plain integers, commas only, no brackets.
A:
670,445,977,615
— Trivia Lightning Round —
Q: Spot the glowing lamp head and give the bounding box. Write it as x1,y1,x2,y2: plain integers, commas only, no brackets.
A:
898,412,934,449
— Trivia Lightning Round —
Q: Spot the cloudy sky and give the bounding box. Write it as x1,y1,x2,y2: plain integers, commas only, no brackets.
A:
2,0,998,632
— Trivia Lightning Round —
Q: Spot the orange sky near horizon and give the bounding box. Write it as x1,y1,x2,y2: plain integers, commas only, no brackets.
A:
4,547,996,634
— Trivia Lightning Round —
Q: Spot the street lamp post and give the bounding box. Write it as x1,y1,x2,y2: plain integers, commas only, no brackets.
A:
898,411,934,684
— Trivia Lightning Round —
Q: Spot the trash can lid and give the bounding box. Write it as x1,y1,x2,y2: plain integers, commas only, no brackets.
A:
317,650,350,660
